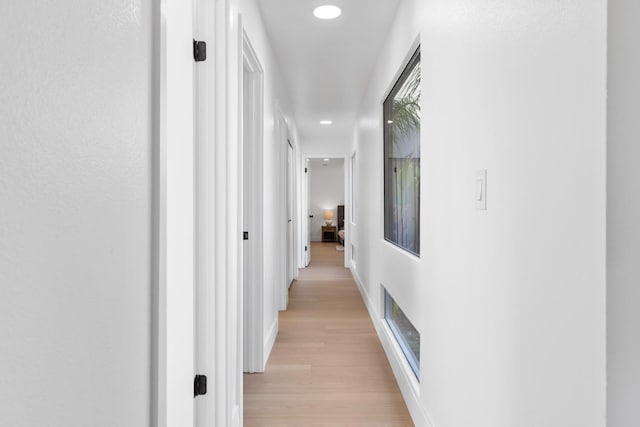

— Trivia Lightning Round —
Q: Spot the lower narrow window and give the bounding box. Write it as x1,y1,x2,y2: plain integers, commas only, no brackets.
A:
384,289,420,379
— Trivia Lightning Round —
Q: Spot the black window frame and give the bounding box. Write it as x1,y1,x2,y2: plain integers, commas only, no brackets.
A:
383,47,421,256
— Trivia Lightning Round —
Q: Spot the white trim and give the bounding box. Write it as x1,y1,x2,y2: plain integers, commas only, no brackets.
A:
289,139,300,281
351,267,369,303
351,268,434,427
350,149,357,226
193,0,216,422
193,1,244,425
193,0,216,423
164,0,195,425
152,0,166,425
276,107,291,311
302,157,311,268
231,405,241,427
381,238,422,262
241,27,266,374
301,153,351,269
285,140,297,288
263,317,279,370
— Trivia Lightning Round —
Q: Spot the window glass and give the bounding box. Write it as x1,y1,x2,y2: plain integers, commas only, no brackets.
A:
384,289,420,379
384,48,421,256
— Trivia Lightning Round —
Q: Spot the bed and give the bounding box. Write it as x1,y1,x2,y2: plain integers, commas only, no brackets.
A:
337,204,345,246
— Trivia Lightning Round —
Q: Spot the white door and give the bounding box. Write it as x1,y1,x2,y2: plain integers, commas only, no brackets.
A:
287,141,295,285
242,68,252,372
0,2,159,426
306,160,312,266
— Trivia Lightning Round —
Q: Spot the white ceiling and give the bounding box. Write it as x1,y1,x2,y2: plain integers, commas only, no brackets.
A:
256,0,401,139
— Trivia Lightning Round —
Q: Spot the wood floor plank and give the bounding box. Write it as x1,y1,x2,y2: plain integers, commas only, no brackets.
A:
244,242,414,426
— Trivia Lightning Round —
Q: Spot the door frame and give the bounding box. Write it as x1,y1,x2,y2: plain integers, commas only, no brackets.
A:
164,1,254,426
300,153,351,269
241,29,266,374
162,0,198,425
286,140,297,287
192,2,244,426
300,156,314,268
276,108,297,310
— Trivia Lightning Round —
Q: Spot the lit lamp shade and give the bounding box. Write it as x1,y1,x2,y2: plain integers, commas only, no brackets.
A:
323,210,334,226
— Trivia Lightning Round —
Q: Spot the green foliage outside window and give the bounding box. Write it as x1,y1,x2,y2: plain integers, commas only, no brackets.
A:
384,49,421,255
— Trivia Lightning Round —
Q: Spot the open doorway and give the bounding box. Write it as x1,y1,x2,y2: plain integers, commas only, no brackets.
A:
303,156,349,268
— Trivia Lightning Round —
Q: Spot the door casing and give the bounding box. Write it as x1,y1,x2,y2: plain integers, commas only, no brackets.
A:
241,30,266,374
300,154,351,269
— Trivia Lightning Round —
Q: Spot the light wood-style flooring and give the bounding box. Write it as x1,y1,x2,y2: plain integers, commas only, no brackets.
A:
244,242,413,426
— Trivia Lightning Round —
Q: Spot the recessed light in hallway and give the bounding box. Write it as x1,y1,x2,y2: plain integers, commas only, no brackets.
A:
244,242,413,426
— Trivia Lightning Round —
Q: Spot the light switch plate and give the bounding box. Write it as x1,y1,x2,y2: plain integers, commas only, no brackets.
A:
476,169,487,210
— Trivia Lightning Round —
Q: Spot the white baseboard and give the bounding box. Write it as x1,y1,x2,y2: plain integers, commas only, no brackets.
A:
262,317,278,370
351,267,434,427
350,265,369,304
231,404,240,427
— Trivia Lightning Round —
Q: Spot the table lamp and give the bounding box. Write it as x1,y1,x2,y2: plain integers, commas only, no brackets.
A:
324,210,334,226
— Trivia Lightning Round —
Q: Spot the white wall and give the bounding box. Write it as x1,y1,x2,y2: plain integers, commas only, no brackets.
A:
607,2,640,426
0,1,157,426
309,166,345,241
350,1,606,426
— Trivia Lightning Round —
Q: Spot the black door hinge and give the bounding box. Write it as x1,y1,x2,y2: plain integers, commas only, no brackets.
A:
193,40,207,62
305,246,308,252
194,375,207,397
243,231,249,240
305,168,308,173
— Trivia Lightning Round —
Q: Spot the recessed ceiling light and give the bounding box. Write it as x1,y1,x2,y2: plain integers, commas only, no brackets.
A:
323,158,330,162
320,120,333,125
313,5,342,20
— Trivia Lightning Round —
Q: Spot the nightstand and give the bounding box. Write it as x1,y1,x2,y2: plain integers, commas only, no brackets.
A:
321,225,337,242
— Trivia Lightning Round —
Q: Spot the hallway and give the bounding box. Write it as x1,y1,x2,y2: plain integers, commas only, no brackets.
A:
3,0,636,426
244,242,413,426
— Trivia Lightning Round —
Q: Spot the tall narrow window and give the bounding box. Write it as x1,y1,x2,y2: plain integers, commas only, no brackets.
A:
384,48,421,256
384,289,420,379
